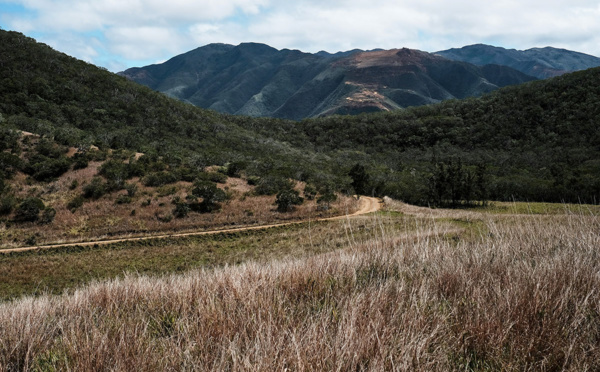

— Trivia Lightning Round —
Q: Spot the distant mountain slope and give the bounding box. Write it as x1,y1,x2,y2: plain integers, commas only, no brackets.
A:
2,29,599,206
120,44,535,120
436,44,600,79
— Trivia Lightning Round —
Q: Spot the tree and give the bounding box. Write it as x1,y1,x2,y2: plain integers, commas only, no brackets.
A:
317,191,337,211
349,163,371,195
428,159,487,207
474,163,488,206
192,180,227,212
226,160,247,177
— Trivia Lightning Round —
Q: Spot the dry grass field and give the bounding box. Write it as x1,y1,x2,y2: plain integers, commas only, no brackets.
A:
0,199,599,371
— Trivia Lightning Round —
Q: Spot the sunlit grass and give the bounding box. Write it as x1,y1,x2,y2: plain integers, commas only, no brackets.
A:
1,200,598,370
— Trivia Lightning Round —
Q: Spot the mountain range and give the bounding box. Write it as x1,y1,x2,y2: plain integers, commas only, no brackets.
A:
435,44,600,79
119,43,536,120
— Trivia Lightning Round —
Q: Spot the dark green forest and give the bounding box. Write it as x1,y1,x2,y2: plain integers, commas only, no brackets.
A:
1,30,599,206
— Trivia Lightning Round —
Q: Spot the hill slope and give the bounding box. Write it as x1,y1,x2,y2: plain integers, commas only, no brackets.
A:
436,44,600,78
120,44,535,120
1,29,599,214
0,30,332,176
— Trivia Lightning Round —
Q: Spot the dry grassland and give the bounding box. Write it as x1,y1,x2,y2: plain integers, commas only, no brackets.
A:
0,200,599,371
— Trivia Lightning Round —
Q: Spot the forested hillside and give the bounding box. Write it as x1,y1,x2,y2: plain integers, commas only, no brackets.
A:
1,30,599,207
0,30,334,179
234,67,600,203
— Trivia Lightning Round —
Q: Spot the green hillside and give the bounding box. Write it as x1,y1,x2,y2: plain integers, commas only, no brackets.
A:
1,30,600,206
0,30,334,180
236,68,600,203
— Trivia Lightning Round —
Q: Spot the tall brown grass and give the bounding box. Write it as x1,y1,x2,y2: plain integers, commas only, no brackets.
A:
0,203,599,371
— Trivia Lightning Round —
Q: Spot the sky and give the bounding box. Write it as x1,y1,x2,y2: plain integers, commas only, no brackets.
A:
1,0,599,72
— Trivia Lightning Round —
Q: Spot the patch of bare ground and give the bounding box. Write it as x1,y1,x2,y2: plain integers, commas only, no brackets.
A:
0,200,598,370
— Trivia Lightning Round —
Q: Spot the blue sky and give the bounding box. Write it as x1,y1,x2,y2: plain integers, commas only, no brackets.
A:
1,0,599,72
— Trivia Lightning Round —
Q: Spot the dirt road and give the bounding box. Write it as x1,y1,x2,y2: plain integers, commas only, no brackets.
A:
1,197,382,254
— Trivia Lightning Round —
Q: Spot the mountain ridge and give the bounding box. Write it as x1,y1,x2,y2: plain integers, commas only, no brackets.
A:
436,44,600,78
119,43,536,120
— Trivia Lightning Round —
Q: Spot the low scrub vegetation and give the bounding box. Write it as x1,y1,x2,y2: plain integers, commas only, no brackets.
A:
0,129,357,248
0,202,598,370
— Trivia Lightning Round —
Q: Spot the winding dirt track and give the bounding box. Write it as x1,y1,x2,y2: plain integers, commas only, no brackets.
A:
1,197,382,254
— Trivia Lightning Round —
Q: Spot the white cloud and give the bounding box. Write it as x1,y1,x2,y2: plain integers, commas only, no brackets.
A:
40,32,101,64
105,26,184,60
3,0,600,71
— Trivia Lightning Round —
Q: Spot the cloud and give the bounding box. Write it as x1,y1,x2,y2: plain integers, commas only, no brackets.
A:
105,26,184,60
2,0,600,71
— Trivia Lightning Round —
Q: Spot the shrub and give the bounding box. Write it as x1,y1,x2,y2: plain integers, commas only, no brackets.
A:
143,172,178,187
317,191,337,211
14,197,45,222
34,138,64,158
275,189,304,212
226,161,247,177
0,152,24,178
175,166,200,182
82,177,107,199
28,156,71,182
207,172,227,184
115,195,132,204
303,184,317,200
173,202,190,218
125,183,138,197
157,185,177,197
24,235,37,246
99,159,131,183
246,176,260,186
156,213,173,223
40,207,56,224
0,194,17,215
67,195,85,212
72,155,89,170
255,176,294,196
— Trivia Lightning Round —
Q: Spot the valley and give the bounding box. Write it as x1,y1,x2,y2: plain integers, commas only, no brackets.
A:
0,28,599,370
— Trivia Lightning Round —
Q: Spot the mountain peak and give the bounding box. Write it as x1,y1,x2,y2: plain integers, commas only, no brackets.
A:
339,47,444,70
